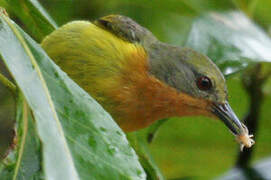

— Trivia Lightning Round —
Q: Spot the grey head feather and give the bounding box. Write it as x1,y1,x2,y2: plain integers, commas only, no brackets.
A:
94,15,227,103
95,15,158,48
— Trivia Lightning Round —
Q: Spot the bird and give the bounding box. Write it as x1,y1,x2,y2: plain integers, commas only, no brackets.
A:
41,15,254,148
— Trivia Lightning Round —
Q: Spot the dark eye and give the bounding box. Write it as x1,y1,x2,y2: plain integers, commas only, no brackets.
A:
197,76,212,91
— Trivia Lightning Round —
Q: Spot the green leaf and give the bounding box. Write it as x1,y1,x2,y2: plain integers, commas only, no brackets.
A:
0,92,42,180
185,11,271,76
0,13,145,180
127,131,164,180
0,0,57,42
0,74,15,159
14,94,42,180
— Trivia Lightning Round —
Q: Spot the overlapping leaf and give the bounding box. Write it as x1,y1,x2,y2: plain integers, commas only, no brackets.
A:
0,13,145,180
185,11,271,76
0,93,42,180
0,0,57,42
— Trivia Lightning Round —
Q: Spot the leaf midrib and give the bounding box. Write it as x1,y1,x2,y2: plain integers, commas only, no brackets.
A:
1,14,79,179
41,69,136,178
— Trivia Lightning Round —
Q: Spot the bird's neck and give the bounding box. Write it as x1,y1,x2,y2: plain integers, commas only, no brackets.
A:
119,76,209,131
111,52,210,132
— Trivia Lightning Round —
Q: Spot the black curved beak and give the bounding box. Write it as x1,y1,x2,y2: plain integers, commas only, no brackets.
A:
211,102,244,135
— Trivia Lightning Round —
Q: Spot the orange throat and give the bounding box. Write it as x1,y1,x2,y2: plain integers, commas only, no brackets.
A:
101,51,211,132
115,76,211,132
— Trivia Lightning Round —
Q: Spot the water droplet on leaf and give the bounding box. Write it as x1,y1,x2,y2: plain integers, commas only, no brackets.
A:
88,136,97,148
108,146,118,155
100,127,107,132
116,130,122,136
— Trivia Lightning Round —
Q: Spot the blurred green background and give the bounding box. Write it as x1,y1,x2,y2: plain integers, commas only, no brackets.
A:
1,0,271,179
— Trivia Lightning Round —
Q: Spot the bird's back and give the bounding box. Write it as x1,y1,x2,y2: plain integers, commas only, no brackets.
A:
42,21,146,95
41,21,157,131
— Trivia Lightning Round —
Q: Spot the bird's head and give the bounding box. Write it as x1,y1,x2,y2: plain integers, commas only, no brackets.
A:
94,15,253,145
148,43,245,137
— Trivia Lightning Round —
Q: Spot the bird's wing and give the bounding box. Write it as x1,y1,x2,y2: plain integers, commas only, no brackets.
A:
94,15,158,47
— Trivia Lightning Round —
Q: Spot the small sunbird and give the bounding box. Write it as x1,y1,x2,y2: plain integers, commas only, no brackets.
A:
41,15,254,149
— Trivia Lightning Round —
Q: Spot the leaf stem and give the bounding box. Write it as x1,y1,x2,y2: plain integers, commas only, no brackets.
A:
13,97,28,180
0,72,16,95
147,119,168,143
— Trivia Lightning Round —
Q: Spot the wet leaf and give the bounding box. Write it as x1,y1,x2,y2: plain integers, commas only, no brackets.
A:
185,11,271,76
0,13,145,180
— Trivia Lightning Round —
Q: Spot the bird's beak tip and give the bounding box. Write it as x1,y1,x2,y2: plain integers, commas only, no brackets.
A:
211,101,255,149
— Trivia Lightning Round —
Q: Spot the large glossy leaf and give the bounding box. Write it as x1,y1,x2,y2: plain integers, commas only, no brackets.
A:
0,13,145,179
0,0,57,42
185,11,271,76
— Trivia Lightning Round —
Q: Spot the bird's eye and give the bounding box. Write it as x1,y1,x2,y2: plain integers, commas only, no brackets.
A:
196,76,212,91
